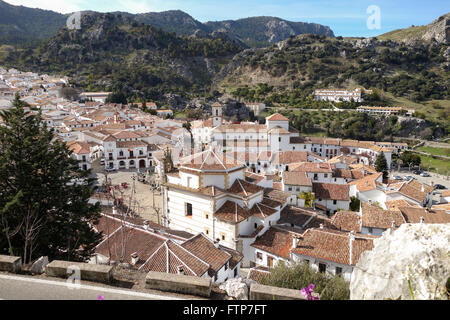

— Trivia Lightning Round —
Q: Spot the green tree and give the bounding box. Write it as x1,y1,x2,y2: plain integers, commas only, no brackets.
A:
299,191,315,208
375,151,389,180
400,151,421,171
263,261,350,300
350,196,361,212
0,95,102,263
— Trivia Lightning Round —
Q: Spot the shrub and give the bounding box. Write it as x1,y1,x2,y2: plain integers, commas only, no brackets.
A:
262,261,350,300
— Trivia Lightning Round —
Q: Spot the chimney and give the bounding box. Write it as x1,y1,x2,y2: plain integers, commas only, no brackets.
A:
143,220,150,230
292,236,298,249
391,221,396,228
177,266,185,275
131,252,139,266
214,239,220,249
420,217,424,223
349,231,355,265
319,224,324,229
112,206,118,215
421,185,424,193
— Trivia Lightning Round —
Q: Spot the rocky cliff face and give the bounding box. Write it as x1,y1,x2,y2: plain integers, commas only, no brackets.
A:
350,223,450,300
421,13,450,43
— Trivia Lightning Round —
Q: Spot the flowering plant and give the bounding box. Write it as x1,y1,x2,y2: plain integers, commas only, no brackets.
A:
301,284,320,300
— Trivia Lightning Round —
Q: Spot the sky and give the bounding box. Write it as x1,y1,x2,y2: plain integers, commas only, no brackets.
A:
4,0,449,37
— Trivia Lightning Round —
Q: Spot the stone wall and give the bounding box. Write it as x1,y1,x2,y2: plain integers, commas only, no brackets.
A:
0,255,22,273
46,260,113,284
250,283,306,300
146,271,212,297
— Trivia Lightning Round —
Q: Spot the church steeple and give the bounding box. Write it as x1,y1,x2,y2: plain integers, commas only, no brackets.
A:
211,102,223,127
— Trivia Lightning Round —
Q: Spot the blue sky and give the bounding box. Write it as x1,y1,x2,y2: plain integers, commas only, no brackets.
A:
4,0,449,37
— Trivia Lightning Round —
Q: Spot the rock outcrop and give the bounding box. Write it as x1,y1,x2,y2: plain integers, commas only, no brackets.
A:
350,223,450,300
219,277,256,300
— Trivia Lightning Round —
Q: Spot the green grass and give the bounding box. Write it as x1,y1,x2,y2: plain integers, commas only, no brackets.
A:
420,154,450,174
377,25,427,42
417,146,450,157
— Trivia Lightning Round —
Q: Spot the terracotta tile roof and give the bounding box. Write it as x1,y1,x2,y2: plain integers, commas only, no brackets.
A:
361,202,406,229
441,190,450,197
268,126,290,135
386,180,432,203
181,234,234,276
348,173,382,192
214,124,267,133
68,142,92,154
140,240,210,276
291,228,374,266
290,136,307,144
180,150,245,172
313,183,350,201
214,201,253,224
328,155,358,164
398,207,450,224
330,211,361,233
251,227,293,259
272,151,308,164
266,113,289,121
333,168,365,180
282,171,312,186
264,188,292,205
227,179,264,197
272,182,283,190
279,206,335,230
247,266,271,284
290,162,333,173
245,172,265,184
385,199,419,211
116,140,148,148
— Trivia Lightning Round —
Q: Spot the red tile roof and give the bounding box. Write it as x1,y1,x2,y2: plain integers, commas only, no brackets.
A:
251,227,293,259
291,228,374,266
266,113,289,121
313,183,350,201
282,171,312,186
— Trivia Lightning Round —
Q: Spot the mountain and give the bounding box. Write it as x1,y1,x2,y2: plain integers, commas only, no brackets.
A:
377,12,450,44
2,12,242,100
0,1,334,48
0,0,66,45
205,16,335,47
214,34,449,104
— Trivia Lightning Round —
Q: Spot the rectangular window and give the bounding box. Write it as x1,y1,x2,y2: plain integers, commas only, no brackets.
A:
333,200,337,205
234,268,238,277
336,267,342,275
186,203,193,216
319,263,326,273
256,252,262,260
254,223,258,229
225,263,228,271
324,174,328,178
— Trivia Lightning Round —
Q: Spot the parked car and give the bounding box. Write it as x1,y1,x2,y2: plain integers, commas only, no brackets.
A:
393,176,403,180
420,172,431,177
434,184,447,190
413,170,422,175
105,167,116,172
405,176,415,181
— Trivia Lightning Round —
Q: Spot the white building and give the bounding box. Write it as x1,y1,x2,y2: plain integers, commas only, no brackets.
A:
314,88,363,103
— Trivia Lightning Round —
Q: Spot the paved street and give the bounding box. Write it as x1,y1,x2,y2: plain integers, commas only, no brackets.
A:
0,274,183,300
91,159,163,224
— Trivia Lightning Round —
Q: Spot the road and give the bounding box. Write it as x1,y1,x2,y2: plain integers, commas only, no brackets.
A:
0,274,183,300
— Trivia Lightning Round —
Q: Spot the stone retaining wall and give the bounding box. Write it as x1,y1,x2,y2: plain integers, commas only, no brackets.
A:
146,271,212,297
250,283,306,300
45,260,113,284
0,255,22,273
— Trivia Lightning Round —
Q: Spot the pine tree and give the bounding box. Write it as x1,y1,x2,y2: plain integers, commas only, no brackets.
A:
375,151,389,181
0,95,102,263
